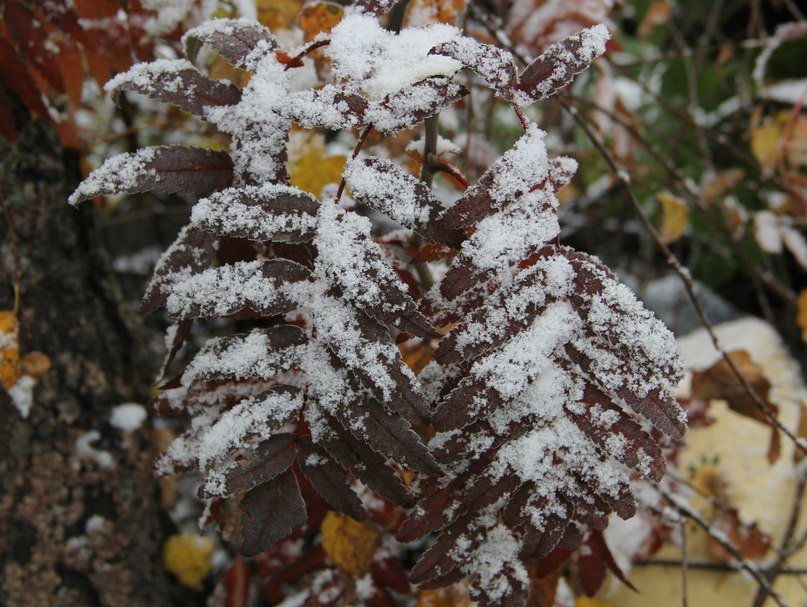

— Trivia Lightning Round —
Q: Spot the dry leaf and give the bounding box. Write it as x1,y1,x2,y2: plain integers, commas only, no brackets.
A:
20,351,50,379
415,584,472,607
299,2,344,40
0,310,20,390
320,511,381,576
657,190,688,245
691,350,781,463
707,507,770,563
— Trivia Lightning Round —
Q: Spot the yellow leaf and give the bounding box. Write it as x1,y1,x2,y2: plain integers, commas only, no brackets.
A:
257,0,305,32
797,288,807,343
299,2,344,41
320,511,380,576
288,130,346,198
751,116,783,173
162,533,215,587
657,190,689,245
209,54,251,88
0,310,20,390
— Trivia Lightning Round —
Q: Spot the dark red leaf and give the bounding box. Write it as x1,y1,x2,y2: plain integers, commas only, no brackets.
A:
239,468,307,556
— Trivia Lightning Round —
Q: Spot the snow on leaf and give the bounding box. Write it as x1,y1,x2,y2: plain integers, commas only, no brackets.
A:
191,184,320,243
314,203,436,338
183,18,278,72
430,38,518,99
344,157,463,246
516,24,610,103
200,431,297,497
165,259,310,320
105,58,241,117
286,86,368,131
142,226,217,315
69,146,233,206
367,77,468,134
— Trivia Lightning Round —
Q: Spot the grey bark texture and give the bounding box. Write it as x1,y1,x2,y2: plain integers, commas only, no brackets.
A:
0,98,193,606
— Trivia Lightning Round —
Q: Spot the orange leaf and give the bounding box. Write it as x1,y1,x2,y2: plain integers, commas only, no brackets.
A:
0,310,21,390
299,2,344,41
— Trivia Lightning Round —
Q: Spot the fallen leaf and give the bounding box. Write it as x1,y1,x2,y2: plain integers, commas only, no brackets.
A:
707,507,770,563
321,510,381,576
20,351,50,379
691,350,781,463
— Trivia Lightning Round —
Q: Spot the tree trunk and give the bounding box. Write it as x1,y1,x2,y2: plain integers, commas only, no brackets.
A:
0,99,190,605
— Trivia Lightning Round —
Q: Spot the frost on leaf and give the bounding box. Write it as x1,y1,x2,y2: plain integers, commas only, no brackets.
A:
68,147,233,206
397,123,683,604
105,59,242,117
517,24,610,103
182,19,278,71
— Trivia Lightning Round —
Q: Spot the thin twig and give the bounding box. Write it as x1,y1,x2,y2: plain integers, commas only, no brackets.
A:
656,485,789,607
335,125,373,203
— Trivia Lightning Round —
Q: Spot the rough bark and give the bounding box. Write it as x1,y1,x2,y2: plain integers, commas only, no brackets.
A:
0,99,193,605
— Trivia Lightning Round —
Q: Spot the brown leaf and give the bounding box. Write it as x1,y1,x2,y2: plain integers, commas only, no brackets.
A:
691,349,781,462
518,25,608,101
192,185,319,243
318,416,413,506
335,399,442,475
239,468,307,556
142,227,217,315
707,507,770,563
430,39,517,100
